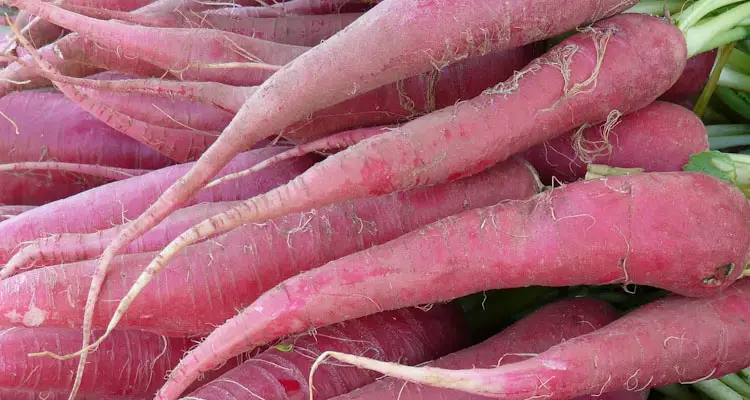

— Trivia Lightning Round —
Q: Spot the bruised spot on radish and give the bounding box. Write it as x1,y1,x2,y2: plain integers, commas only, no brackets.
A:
279,378,301,394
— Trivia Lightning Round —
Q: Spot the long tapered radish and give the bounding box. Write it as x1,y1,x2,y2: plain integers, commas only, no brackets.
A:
0,33,167,98
59,5,363,46
118,12,687,354
155,171,750,398
9,28,220,163
12,0,309,85
0,158,541,334
184,305,469,400
0,201,240,280
85,0,642,301
331,297,636,400
24,43,538,142
0,146,315,265
320,278,750,399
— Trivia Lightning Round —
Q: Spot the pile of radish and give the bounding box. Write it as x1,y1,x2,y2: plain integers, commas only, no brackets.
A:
1,0,750,399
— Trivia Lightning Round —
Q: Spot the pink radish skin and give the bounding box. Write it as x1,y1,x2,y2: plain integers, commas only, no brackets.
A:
11,39,222,164
186,305,469,400
0,328,242,396
130,13,686,319
156,171,750,398
0,158,541,334
206,126,389,189
0,90,174,206
332,298,643,400
0,206,35,221
0,389,145,400
27,45,538,141
0,146,316,265
0,201,240,279
205,0,377,17
321,278,750,399
13,0,309,85
523,101,709,184
0,162,150,181
60,5,362,46
115,0,642,251
133,0,270,14
660,49,718,102
91,0,643,290
0,33,167,97
79,87,235,132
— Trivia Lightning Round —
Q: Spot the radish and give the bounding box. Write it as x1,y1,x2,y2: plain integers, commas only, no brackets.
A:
12,0,310,85
185,305,469,399
317,278,750,399
331,297,642,400
523,100,709,184
0,158,541,334
153,171,750,398
0,146,315,265
58,5,363,46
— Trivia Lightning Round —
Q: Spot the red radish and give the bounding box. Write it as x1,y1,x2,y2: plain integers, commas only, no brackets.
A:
186,305,469,400
9,36,223,163
0,162,150,181
0,33,167,97
78,87,235,131
0,201,239,279
0,206,35,221
132,0,271,14
205,126,388,189
0,327,242,396
80,0,642,294
13,0,309,85
60,5,363,46
0,90,174,206
204,0,378,17
116,13,686,344
319,278,750,399
523,101,709,184
660,49,718,102
24,45,538,141
0,158,541,334
154,171,750,398
331,297,643,400
0,389,145,400
0,146,316,265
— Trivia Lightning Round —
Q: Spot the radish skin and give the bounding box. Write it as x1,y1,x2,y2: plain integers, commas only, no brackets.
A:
0,146,315,265
319,278,750,399
91,0,642,298
523,101,709,184
155,171,750,398
331,297,642,400
206,126,389,189
10,34,221,163
60,5,362,46
130,13,687,338
0,327,240,396
0,158,541,334
186,305,469,400
660,49,718,102
26,45,538,142
0,201,240,279
0,33,168,98
0,90,174,206
12,0,309,85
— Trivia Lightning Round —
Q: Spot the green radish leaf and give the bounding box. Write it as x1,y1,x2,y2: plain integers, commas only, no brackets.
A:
274,343,294,352
684,151,738,183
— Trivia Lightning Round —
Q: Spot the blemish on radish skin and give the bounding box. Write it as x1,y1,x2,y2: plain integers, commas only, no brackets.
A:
541,359,568,370
22,305,46,327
